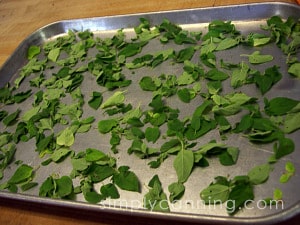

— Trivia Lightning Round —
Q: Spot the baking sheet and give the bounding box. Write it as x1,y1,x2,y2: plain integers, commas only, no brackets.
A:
0,2,300,224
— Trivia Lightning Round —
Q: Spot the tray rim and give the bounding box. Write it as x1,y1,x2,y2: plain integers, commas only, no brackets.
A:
1,1,300,224
1,1,300,84
1,191,299,225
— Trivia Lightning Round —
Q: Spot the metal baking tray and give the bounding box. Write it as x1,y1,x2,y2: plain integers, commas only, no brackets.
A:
1,2,300,224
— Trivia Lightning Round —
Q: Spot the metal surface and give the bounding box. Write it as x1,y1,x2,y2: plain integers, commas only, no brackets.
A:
0,2,300,224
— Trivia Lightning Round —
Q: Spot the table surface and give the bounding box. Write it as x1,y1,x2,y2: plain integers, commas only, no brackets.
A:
0,0,299,224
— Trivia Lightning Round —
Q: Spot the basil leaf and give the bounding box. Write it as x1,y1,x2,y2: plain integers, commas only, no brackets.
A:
205,69,229,81
253,66,282,95
27,45,41,59
84,191,104,204
55,176,73,197
144,175,170,212
176,46,195,63
219,147,239,166
230,62,249,88
100,183,120,199
177,88,192,103
113,166,140,192
160,139,181,153
100,91,125,109
216,38,239,51
88,91,103,110
274,137,295,159
98,119,118,134
173,149,194,183
283,112,300,133
145,127,160,143
288,62,300,77
227,183,254,215
85,148,106,162
48,47,60,62
265,97,299,116
13,90,32,103
8,164,33,184
200,184,230,204
56,127,75,147
89,165,115,183
51,147,72,162
248,164,272,185
242,51,273,64
168,182,185,202
3,109,21,126
39,177,55,197
139,76,158,91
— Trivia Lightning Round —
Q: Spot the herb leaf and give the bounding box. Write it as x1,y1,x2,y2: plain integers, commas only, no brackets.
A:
113,166,140,192
173,149,194,183
242,51,273,64
248,164,271,185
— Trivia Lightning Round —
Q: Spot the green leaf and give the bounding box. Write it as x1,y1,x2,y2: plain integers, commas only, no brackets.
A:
113,166,140,192
216,38,239,51
168,182,185,202
219,147,239,166
13,90,32,103
176,46,195,62
215,114,231,132
56,127,75,147
122,106,142,123
160,139,181,153
265,97,299,116
200,42,216,55
144,175,170,212
248,164,271,185
242,51,273,64
98,119,118,134
48,48,61,62
253,66,282,95
227,183,254,215
212,92,254,116
286,161,295,173
177,88,192,103
279,173,291,183
173,149,194,183
145,127,160,143
230,62,249,88
89,165,115,183
51,147,71,162
205,68,229,81
21,182,38,192
197,142,226,155
27,45,41,59
84,191,103,204
118,42,146,57
71,157,91,172
273,188,283,200
55,176,73,197
39,177,55,197
284,112,300,133
85,148,106,162
288,62,300,77
88,91,103,110
3,109,21,126
200,184,230,204
139,76,158,91
280,161,295,183
177,71,196,86
246,33,271,46
100,91,125,109
8,164,33,184
100,183,120,199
